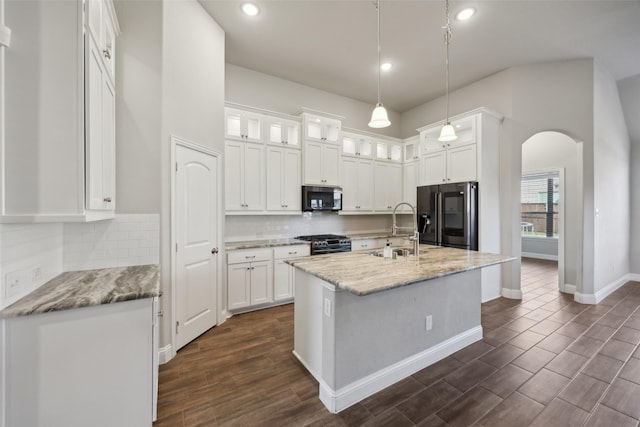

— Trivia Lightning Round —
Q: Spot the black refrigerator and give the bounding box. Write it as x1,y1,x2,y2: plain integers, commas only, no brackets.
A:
417,182,478,250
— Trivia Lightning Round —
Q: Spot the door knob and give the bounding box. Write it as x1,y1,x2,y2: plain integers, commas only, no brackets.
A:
211,248,218,254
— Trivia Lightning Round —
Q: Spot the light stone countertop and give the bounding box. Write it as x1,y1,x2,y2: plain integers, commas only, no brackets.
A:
225,238,309,251
1,265,160,318
286,245,516,296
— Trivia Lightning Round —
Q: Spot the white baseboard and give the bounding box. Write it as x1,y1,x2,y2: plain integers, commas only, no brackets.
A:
318,326,483,414
158,344,174,364
575,274,631,305
501,288,523,300
521,252,558,261
629,273,640,282
562,284,576,295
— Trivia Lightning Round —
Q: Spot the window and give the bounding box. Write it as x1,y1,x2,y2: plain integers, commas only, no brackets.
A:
521,172,559,238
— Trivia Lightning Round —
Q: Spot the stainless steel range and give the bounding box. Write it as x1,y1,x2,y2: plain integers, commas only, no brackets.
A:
295,234,352,255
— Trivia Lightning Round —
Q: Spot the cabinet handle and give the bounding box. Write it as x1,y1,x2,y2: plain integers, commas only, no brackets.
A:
362,244,368,248
103,48,111,59
288,251,298,255
211,248,218,254
247,267,251,270
103,197,112,203
442,179,446,182
251,267,255,270
245,255,256,259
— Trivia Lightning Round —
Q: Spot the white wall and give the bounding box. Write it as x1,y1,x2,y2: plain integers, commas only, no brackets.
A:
226,64,402,138
159,0,225,350
617,74,640,275
113,0,162,214
592,62,631,295
521,132,581,285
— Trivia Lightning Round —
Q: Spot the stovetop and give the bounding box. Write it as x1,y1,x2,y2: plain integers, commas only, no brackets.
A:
295,234,349,242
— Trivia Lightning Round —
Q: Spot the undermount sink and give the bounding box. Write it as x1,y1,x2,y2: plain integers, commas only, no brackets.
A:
369,247,415,257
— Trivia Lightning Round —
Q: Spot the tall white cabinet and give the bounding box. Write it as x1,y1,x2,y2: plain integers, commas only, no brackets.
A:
301,110,342,186
2,0,119,222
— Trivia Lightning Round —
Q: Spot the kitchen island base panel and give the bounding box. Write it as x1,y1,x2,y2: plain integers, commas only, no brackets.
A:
294,268,482,413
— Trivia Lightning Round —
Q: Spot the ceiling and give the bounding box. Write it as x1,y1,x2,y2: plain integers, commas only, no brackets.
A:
199,0,640,113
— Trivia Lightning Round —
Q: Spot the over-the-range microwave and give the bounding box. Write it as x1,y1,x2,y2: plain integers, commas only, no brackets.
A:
301,185,342,212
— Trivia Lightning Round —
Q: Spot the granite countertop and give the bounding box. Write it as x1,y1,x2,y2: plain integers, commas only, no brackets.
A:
225,238,309,251
286,245,515,296
0,264,160,318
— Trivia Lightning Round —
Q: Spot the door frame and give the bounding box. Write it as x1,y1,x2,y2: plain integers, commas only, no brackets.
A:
170,136,224,356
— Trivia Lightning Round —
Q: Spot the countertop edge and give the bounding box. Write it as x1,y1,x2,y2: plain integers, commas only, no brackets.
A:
0,265,160,319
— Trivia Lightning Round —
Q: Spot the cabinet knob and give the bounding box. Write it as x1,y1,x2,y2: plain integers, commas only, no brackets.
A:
211,248,218,254
103,48,111,59
103,197,112,203
442,179,446,182
288,251,298,255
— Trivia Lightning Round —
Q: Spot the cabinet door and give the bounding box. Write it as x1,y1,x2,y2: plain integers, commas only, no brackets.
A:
388,164,403,209
357,160,375,210
225,109,263,142
324,118,341,143
420,127,445,154
282,149,301,211
227,263,250,310
341,134,357,157
243,143,264,210
86,37,114,211
322,144,340,185
225,141,244,210
447,115,476,149
225,109,244,140
351,239,377,251
273,259,293,301
403,160,419,209
266,147,284,210
404,140,420,161
303,141,323,185
447,144,477,183
340,157,358,211
420,151,447,186
249,261,272,305
284,120,301,147
358,138,374,158
374,163,390,211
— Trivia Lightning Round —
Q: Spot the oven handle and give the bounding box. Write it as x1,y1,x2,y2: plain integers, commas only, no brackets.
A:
311,247,352,255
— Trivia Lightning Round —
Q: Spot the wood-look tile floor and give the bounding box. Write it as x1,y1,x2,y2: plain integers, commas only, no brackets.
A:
154,258,640,426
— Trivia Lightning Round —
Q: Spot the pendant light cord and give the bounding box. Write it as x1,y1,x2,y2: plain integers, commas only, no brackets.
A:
444,0,452,124
376,0,381,105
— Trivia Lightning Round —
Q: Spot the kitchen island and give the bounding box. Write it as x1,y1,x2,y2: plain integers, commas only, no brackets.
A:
287,245,514,413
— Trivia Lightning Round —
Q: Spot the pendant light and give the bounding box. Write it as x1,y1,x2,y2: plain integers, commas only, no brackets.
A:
368,0,391,129
438,0,457,142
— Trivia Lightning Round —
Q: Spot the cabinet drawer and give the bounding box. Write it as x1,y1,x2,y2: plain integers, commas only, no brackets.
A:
352,239,378,251
273,245,310,260
227,248,272,264
379,237,409,247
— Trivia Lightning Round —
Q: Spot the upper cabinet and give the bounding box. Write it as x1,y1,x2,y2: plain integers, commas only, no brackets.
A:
304,113,341,144
375,139,402,163
267,117,300,147
301,111,343,186
2,0,119,222
342,132,373,158
225,107,263,143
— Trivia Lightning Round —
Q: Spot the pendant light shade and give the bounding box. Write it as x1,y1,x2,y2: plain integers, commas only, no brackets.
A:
439,123,457,141
438,0,457,142
369,103,391,128
368,0,391,129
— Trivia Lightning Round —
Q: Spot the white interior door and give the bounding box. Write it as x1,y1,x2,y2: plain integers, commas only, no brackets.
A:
175,144,219,350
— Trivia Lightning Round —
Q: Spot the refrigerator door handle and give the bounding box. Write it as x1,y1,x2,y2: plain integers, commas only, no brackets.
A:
436,191,443,244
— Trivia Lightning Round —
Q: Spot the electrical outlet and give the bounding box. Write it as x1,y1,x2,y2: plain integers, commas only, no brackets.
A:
425,315,433,331
324,298,332,317
5,271,24,298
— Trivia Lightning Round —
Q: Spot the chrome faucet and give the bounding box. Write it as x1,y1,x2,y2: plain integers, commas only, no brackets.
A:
392,202,420,257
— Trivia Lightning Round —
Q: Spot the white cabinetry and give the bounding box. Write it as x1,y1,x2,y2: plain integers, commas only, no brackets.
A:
340,157,374,212
301,111,342,186
2,0,119,222
375,139,403,162
225,107,263,143
419,115,477,186
342,132,373,158
374,162,403,212
266,146,301,212
267,117,300,147
351,239,378,251
403,160,419,208
227,249,273,310
225,141,265,212
273,245,310,301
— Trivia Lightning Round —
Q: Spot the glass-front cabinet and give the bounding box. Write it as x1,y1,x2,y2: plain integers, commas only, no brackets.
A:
225,107,263,143
267,117,301,147
342,132,373,158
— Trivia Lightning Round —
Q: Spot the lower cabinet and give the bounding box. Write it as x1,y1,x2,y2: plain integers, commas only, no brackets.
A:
227,244,310,312
352,237,411,251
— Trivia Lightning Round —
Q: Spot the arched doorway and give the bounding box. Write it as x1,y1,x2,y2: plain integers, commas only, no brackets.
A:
520,131,582,295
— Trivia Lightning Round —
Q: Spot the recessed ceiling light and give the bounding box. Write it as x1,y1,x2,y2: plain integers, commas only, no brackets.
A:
241,2,260,16
380,62,393,71
455,8,475,21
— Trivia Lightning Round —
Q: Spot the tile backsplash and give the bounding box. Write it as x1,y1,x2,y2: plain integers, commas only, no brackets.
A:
63,214,160,271
225,212,411,241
